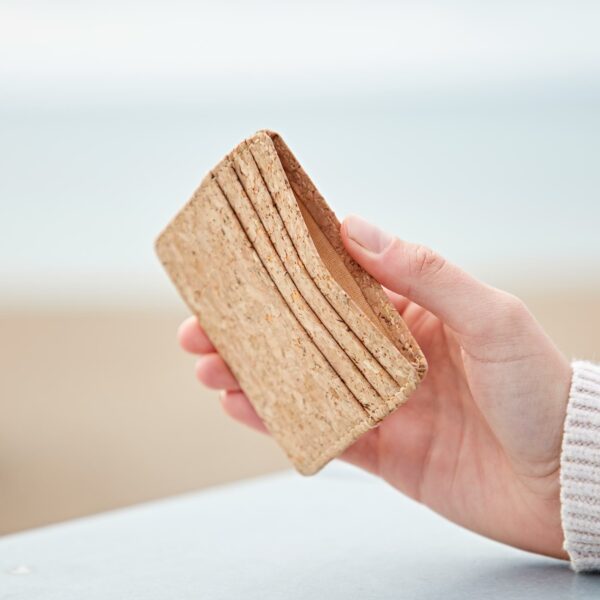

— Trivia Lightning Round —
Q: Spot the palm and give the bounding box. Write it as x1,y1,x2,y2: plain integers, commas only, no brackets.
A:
347,301,488,504
346,299,566,555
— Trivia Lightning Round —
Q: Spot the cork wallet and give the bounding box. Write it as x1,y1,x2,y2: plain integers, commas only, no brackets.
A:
155,131,427,474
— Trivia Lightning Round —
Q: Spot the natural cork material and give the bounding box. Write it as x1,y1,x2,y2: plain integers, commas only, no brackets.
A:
155,131,427,474
212,160,386,421
268,132,427,380
225,144,400,416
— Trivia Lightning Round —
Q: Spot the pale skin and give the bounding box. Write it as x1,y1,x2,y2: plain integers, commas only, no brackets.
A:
178,214,572,560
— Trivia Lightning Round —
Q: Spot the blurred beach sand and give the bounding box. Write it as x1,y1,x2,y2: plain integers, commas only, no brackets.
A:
1,287,598,534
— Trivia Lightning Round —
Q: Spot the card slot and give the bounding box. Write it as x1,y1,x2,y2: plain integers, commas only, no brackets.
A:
231,142,409,414
269,132,427,379
212,161,384,420
247,133,418,397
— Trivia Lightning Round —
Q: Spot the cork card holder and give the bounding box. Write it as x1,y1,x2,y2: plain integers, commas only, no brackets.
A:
155,131,427,474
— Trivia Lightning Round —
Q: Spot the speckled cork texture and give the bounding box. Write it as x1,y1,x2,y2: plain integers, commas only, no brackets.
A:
212,160,386,421
268,132,428,380
227,142,406,415
248,133,425,387
156,176,371,474
155,131,427,474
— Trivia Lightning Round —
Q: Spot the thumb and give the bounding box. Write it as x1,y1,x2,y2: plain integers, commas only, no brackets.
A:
341,214,517,339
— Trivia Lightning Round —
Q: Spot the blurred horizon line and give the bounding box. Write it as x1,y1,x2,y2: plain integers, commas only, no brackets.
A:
3,76,600,113
2,265,599,311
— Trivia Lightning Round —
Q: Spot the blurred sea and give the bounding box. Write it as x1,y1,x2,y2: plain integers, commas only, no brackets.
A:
2,89,599,306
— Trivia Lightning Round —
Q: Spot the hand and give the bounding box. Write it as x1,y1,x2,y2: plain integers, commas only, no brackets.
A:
179,214,572,559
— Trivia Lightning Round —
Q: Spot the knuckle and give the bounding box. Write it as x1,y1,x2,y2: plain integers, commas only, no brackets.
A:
499,292,529,321
476,292,532,339
460,290,531,342
408,244,446,279
464,291,537,359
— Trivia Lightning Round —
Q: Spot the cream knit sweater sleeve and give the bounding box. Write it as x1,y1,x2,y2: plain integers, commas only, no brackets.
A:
561,361,600,572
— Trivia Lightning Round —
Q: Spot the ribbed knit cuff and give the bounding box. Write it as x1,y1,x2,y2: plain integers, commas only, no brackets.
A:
560,360,600,572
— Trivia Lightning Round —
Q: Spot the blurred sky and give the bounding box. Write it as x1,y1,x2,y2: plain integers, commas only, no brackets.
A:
1,0,599,307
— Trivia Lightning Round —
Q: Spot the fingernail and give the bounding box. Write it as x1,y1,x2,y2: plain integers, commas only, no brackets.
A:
344,215,394,254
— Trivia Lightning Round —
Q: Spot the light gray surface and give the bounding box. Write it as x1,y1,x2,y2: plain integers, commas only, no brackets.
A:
1,465,598,599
